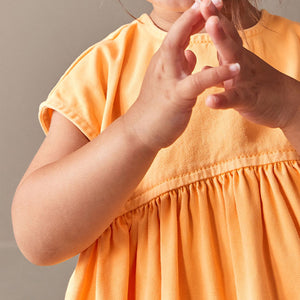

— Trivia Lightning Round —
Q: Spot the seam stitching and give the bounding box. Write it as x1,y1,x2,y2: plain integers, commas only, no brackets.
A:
121,159,300,219
128,151,298,202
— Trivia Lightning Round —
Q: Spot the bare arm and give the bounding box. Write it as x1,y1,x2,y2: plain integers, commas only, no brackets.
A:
12,111,158,265
12,4,240,266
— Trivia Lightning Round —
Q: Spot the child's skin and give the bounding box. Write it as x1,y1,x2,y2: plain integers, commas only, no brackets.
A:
12,0,300,266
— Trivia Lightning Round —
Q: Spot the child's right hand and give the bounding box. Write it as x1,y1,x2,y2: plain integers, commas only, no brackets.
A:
123,2,240,152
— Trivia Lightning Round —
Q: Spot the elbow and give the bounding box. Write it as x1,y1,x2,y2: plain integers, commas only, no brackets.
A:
18,248,63,267
14,234,66,266
11,188,64,266
13,233,74,266
12,215,55,266
12,226,57,266
24,251,64,267
12,222,66,266
13,241,56,267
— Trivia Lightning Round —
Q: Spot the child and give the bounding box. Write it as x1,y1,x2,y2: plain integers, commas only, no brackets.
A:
12,0,300,298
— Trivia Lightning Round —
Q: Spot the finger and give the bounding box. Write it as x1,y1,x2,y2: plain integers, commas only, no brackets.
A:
161,2,205,64
218,14,243,47
205,88,243,109
189,0,223,34
163,2,204,49
201,66,224,87
177,63,240,99
200,0,243,46
200,0,220,20
184,50,197,75
205,16,242,63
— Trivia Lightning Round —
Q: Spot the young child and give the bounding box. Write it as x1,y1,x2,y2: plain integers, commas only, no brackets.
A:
12,0,300,299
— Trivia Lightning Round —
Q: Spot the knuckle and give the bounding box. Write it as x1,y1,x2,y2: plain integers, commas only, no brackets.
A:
191,74,204,91
213,66,225,81
216,66,224,77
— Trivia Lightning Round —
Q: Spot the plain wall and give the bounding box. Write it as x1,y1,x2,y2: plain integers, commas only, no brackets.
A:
1,0,299,299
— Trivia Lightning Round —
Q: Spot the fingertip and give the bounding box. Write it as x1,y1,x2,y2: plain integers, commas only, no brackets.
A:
206,95,224,109
205,15,227,42
205,15,218,34
200,0,220,19
206,95,217,108
212,0,223,10
206,15,221,29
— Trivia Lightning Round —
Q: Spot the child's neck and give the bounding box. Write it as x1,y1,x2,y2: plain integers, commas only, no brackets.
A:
149,2,261,33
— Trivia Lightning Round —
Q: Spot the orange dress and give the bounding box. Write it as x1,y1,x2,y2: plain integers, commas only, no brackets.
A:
39,10,300,299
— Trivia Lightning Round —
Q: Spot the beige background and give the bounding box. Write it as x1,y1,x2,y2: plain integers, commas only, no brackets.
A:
1,0,299,299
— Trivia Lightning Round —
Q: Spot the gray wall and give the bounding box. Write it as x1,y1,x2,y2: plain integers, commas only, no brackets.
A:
1,0,299,299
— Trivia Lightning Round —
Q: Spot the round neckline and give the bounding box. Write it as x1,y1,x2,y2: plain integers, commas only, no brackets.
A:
138,9,270,43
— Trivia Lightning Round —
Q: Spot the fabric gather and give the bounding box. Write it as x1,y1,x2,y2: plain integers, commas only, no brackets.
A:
66,161,300,299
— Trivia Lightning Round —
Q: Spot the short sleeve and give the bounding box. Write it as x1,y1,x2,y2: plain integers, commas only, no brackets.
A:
39,43,108,141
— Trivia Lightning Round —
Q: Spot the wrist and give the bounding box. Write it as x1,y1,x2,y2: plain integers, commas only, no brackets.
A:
121,107,161,156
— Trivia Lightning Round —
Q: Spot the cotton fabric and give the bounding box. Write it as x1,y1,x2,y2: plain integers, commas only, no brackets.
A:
39,10,300,299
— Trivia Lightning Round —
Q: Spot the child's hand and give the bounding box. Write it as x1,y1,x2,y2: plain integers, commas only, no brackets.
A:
123,1,240,152
200,0,300,131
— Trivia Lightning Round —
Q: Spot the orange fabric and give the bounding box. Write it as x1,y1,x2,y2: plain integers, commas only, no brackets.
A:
38,10,300,299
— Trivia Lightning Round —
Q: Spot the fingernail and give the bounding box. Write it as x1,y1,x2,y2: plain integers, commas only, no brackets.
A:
229,63,240,73
212,0,222,7
191,0,201,9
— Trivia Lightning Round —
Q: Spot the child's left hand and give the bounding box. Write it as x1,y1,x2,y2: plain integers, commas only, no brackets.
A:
199,0,300,133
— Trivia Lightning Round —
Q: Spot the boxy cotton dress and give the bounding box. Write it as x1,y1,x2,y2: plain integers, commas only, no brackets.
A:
39,10,300,299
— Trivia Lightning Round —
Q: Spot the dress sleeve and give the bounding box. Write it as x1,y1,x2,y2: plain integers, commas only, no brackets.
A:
38,43,108,141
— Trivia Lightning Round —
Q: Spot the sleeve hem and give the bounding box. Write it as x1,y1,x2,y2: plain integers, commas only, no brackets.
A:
38,98,98,141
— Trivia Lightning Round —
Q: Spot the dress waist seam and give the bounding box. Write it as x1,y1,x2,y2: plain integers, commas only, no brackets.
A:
119,149,299,216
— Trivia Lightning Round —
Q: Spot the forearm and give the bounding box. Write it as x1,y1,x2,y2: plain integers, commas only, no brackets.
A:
12,115,158,266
